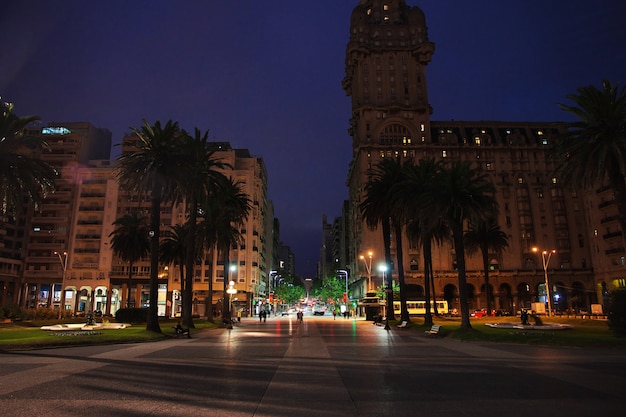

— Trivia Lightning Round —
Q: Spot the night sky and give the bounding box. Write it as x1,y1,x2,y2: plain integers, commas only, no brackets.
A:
2,1,625,277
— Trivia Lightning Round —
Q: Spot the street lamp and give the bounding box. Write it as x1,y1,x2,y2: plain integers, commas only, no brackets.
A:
337,269,349,308
532,247,556,316
360,251,373,292
378,264,390,330
54,251,68,317
226,280,237,329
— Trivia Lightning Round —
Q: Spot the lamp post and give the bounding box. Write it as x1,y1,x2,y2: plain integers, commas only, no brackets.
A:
337,269,349,312
226,280,237,329
532,247,556,316
378,264,390,330
54,251,68,318
360,251,373,292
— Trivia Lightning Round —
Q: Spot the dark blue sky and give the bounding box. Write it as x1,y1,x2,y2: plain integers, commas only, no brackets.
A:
2,1,625,277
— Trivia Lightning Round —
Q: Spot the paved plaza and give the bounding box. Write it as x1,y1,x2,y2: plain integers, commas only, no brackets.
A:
1,316,625,416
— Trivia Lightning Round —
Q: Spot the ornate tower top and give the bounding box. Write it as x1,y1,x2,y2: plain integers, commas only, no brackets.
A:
343,0,435,146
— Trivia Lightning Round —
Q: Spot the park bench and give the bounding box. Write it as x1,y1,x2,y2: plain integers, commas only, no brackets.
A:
173,325,190,338
425,324,441,336
397,321,408,328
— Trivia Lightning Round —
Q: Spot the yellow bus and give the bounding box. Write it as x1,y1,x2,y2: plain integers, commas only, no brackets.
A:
393,300,448,315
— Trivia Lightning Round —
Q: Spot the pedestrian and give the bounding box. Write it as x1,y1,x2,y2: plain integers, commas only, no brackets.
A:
259,310,263,323
297,311,303,323
332,309,337,320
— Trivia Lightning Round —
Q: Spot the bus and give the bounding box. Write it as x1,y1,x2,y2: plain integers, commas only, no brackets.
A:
393,300,448,315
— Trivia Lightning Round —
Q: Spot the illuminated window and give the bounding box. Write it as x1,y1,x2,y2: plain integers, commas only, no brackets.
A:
474,137,481,146
384,4,389,10
442,150,447,158
552,177,557,184
420,123,425,132
518,177,524,184
367,8,372,15
384,15,390,21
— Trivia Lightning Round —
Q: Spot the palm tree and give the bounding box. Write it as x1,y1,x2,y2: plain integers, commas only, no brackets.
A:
420,161,498,330
0,101,56,216
398,158,447,327
116,119,186,333
464,218,508,314
178,129,228,328
109,212,150,308
200,176,251,324
360,158,407,326
160,223,189,308
552,80,626,245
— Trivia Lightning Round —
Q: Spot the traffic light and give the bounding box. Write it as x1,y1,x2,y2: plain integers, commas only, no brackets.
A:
269,292,274,303
343,292,347,303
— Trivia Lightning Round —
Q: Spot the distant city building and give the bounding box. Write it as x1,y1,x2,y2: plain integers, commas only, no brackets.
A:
339,0,620,314
3,126,276,318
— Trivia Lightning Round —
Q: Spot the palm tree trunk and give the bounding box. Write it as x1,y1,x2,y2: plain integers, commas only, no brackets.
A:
382,218,394,323
183,195,198,329
482,241,492,313
453,223,472,330
126,262,134,308
394,224,409,322
423,239,433,327
222,246,231,321
206,250,215,323
146,189,162,333
430,259,439,315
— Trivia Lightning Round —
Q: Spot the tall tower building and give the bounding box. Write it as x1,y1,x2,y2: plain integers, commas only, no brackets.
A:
342,1,599,314
343,0,435,297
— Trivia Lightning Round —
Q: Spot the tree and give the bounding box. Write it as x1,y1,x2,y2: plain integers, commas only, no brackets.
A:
552,80,626,245
160,222,202,319
464,218,508,314
314,276,346,307
178,129,228,328
360,158,407,326
199,176,251,324
109,212,150,308
0,101,56,216
395,158,446,326
116,119,186,333
419,161,498,330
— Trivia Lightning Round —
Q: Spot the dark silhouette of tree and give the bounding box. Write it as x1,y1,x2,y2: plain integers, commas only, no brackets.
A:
109,212,150,308
464,218,508,314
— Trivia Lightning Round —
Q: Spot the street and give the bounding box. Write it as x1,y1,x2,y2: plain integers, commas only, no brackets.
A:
1,316,625,416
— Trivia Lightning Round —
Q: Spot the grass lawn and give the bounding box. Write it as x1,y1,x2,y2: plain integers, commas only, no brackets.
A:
0,319,221,351
412,315,626,348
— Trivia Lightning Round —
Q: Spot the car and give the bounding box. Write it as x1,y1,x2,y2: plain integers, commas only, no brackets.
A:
470,309,488,318
313,309,326,316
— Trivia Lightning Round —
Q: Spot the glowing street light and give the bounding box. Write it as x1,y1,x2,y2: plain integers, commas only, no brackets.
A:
226,280,237,329
360,251,373,291
532,247,556,316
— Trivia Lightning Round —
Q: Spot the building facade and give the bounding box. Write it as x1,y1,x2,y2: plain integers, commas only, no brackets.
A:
341,0,619,314
3,125,275,318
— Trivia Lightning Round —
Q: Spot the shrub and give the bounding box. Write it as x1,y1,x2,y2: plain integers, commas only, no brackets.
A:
0,304,25,320
607,288,626,336
115,308,149,323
